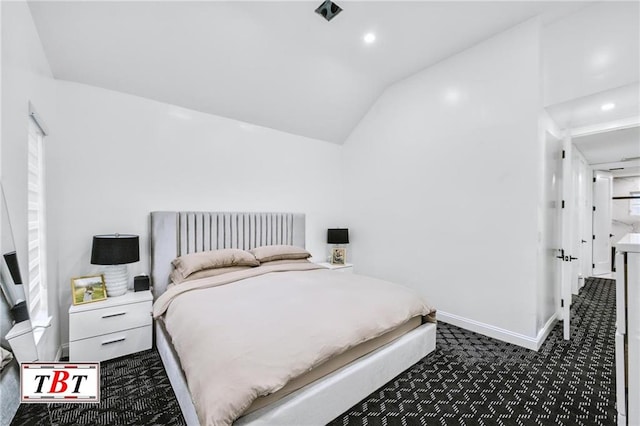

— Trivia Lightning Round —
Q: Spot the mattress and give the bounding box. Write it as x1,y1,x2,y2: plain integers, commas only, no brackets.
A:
243,315,423,415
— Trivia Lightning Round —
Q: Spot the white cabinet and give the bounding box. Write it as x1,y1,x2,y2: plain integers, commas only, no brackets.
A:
69,291,153,362
316,262,354,273
615,233,640,426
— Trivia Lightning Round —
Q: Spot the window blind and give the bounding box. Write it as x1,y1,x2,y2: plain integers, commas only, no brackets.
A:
27,116,47,321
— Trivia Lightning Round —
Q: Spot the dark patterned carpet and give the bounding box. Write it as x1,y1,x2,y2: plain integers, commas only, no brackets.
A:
12,277,616,426
330,277,616,426
11,349,184,426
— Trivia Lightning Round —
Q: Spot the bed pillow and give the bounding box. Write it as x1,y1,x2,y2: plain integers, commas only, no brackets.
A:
249,245,311,263
170,265,253,285
171,248,259,280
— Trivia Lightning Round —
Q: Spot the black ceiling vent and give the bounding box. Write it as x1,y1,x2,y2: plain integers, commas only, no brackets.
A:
315,0,343,22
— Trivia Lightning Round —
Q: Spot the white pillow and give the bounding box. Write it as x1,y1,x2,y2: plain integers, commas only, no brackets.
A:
249,245,311,263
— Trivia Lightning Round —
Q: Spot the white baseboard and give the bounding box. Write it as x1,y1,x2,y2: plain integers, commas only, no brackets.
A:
437,311,558,351
535,313,558,350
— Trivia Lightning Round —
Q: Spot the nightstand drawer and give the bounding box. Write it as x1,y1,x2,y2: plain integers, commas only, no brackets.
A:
69,325,152,362
69,301,152,341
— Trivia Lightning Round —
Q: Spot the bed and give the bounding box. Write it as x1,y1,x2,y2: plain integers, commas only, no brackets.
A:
150,211,436,425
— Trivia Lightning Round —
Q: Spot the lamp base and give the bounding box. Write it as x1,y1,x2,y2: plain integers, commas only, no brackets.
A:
103,265,129,297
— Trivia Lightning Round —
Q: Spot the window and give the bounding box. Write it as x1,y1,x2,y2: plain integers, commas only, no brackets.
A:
27,108,48,323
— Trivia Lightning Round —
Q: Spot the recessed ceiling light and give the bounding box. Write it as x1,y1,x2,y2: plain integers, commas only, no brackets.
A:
444,88,461,104
364,33,376,44
601,103,615,111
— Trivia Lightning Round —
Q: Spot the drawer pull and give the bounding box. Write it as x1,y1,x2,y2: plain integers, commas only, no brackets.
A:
102,312,126,319
101,338,126,346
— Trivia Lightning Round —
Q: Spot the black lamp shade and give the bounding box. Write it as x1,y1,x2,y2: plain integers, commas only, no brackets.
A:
327,228,349,244
91,234,140,265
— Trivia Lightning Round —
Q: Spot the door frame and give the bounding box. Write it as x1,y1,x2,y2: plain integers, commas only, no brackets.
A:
554,121,639,340
572,149,591,292
559,133,574,340
573,122,640,280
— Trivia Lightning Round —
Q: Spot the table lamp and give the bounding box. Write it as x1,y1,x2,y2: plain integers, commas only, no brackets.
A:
327,228,349,265
91,234,139,297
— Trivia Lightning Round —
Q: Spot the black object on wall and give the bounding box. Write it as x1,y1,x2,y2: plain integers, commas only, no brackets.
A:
134,275,150,292
1,182,31,324
2,251,30,323
3,251,23,285
10,301,29,323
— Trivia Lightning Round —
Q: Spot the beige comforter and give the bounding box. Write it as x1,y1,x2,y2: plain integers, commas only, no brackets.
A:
153,261,435,426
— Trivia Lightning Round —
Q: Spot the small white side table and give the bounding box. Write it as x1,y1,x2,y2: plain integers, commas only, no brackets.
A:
316,262,354,273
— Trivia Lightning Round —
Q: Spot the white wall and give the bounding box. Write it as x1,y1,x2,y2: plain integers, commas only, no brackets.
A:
543,1,640,106
342,20,545,346
1,0,58,422
48,80,344,346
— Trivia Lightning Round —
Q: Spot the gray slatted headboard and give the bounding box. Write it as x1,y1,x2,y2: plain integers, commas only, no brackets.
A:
150,212,305,299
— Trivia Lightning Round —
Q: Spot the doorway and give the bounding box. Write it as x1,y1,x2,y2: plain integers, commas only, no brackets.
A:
572,125,640,280
592,170,613,276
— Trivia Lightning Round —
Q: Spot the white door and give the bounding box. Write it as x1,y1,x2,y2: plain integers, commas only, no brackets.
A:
593,171,613,276
579,155,593,286
558,135,575,340
544,131,562,336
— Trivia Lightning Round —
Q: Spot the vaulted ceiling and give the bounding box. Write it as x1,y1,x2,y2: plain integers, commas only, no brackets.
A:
28,1,593,143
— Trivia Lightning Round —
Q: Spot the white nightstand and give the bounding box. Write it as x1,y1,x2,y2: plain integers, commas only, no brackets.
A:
316,262,354,273
69,290,153,362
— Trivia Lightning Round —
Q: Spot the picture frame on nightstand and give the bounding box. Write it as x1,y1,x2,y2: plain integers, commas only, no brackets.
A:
331,247,346,265
71,274,107,305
